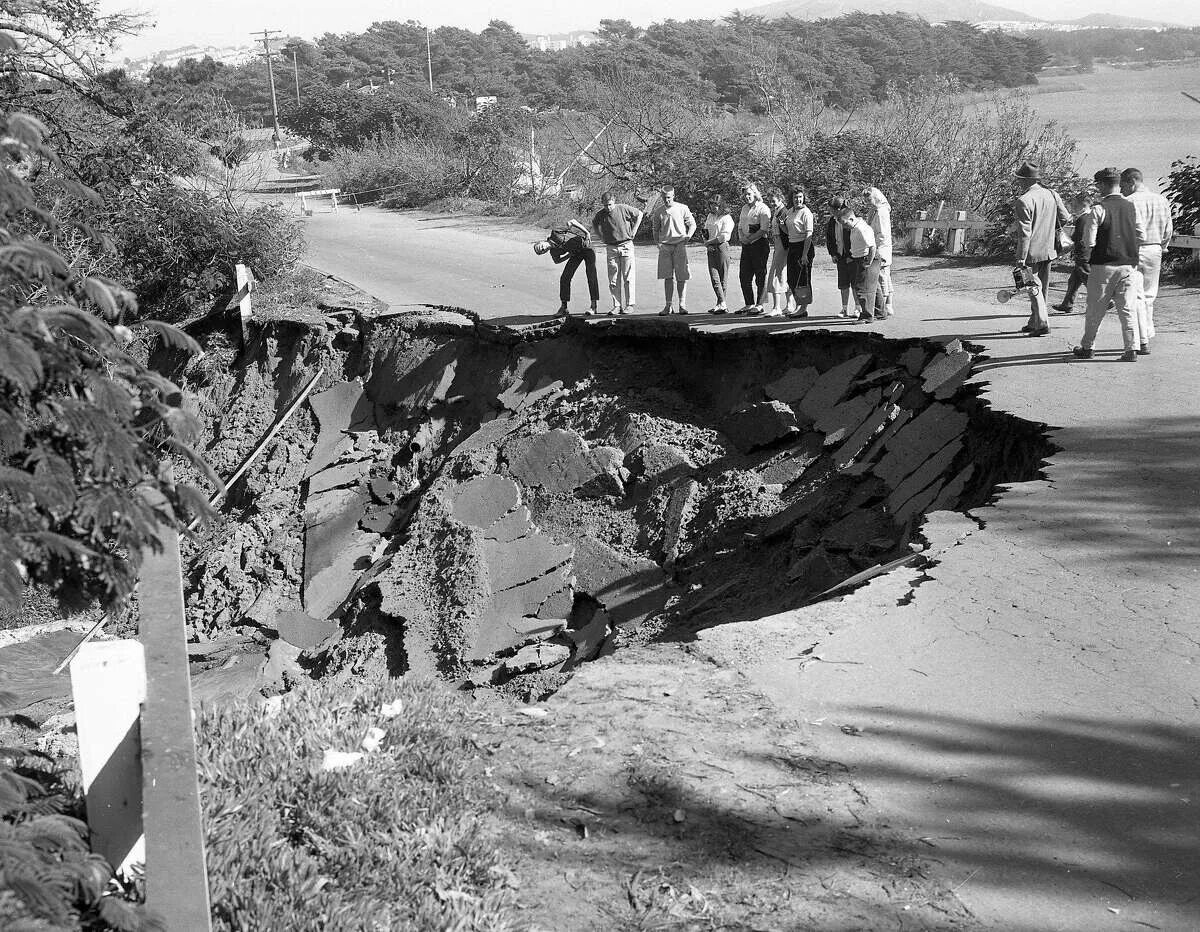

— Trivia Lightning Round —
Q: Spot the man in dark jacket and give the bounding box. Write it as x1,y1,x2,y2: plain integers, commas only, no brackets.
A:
825,196,852,317
1071,167,1144,362
533,219,599,316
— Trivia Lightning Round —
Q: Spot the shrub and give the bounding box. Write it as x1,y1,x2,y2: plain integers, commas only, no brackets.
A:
1165,156,1200,235
198,672,517,931
1,109,210,611
0,745,163,930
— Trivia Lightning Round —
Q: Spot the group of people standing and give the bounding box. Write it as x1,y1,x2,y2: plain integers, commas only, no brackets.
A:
1011,161,1172,362
536,184,896,322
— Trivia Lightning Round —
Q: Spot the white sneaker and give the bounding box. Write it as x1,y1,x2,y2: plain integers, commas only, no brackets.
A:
762,308,784,318
745,305,764,315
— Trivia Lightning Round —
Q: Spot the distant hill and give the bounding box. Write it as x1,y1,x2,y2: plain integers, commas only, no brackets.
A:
1061,12,1182,28
743,0,1041,23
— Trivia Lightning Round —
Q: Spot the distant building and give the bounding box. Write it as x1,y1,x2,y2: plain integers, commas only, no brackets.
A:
521,31,599,52
111,43,257,78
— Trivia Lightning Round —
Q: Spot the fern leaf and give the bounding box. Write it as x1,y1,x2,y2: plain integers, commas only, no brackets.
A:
0,332,44,394
141,320,201,356
4,872,70,923
81,278,120,321
26,532,92,562
4,113,48,149
21,816,87,853
0,409,25,456
162,438,221,491
37,305,111,343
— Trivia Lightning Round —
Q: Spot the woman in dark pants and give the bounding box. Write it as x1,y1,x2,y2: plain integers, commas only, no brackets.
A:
784,188,815,318
736,183,772,314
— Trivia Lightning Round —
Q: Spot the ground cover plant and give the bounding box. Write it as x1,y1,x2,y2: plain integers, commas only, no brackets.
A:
198,670,517,931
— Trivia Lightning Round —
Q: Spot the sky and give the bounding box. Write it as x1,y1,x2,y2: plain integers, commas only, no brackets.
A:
101,0,1198,61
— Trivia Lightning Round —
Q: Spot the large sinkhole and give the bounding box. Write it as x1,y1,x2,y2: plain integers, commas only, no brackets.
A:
181,310,1054,695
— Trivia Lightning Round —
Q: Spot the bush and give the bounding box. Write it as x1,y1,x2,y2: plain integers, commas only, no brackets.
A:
1,109,210,611
1165,156,1200,235
198,672,517,931
0,745,162,930
108,186,304,323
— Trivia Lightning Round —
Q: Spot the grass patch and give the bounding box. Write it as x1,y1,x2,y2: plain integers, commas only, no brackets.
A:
249,265,325,322
198,671,517,931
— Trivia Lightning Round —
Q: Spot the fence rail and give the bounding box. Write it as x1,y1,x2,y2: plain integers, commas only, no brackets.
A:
906,211,1200,259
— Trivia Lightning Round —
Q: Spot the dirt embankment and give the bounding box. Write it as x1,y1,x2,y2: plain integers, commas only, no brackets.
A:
166,294,1053,699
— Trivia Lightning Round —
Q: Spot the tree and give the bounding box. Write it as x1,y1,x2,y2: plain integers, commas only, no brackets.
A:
1165,157,1200,235
0,104,211,610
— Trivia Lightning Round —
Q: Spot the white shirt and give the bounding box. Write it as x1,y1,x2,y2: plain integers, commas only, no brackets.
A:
704,212,734,245
1126,188,1173,246
846,217,875,258
784,206,814,242
868,203,892,262
738,201,771,242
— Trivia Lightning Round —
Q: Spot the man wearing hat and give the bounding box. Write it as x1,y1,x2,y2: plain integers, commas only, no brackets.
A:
1012,161,1072,336
1071,167,1144,362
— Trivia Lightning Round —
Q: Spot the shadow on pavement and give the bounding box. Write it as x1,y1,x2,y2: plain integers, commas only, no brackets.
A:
826,709,1200,923
1013,415,1200,568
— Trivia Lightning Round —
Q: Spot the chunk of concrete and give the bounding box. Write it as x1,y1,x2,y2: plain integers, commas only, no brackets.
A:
572,536,666,631
759,433,824,487
662,479,699,569
308,460,371,496
466,616,565,661
304,525,377,618
833,404,897,470
927,464,976,514
306,380,374,478
274,610,339,650
899,346,928,376
448,476,521,529
764,366,819,404
921,349,973,397
886,439,963,516
305,487,367,529
630,443,696,484
537,585,574,620
502,641,571,675
482,536,573,592
874,404,969,489
821,508,895,551
490,566,573,617
795,355,873,421
814,388,883,446
721,401,799,453
483,505,534,543
506,429,625,496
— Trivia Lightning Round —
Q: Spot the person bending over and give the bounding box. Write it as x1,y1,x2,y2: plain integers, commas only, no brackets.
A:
533,218,599,317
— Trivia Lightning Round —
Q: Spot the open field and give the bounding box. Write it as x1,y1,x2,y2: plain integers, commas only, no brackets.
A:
1029,60,1200,189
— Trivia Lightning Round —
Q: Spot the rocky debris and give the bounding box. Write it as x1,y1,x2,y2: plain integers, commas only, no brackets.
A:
175,305,1054,696
721,401,799,453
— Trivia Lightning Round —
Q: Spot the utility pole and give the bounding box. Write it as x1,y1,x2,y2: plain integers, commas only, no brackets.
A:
289,48,301,106
426,28,434,94
252,28,282,148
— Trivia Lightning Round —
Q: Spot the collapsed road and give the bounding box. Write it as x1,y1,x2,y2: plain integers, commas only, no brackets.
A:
172,298,1052,698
